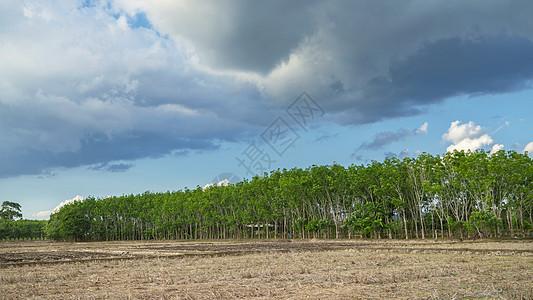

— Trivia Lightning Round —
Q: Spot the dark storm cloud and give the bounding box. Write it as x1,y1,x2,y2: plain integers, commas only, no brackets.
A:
0,132,219,179
365,35,533,107
145,0,321,74
326,35,533,124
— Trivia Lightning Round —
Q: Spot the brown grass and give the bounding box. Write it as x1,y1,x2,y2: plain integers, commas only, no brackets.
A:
1,239,532,299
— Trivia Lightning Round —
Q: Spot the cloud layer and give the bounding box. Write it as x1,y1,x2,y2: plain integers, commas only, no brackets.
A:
1,0,533,177
0,0,276,178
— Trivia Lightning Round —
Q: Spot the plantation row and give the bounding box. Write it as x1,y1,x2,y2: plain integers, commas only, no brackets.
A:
46,150,533,241
0,219,47,240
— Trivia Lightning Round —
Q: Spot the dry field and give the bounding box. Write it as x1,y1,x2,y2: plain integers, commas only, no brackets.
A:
1,239,532,299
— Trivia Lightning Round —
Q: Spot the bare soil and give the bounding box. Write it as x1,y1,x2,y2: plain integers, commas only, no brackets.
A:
1,239,532,299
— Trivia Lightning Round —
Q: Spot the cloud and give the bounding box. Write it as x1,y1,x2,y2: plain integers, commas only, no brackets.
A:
490,144,505,154
0,131,222,178
90,162,134,172
113,0,320,74
314,133,340,143
493,121,510,133
358,122,428,150
203,178,231,191
524,142,533,154
360,129,413,150
443,121,485,144
443,121,497,152
356,36,533,115
53,195,84,214
415,122,428,134
28,210,52,220
0,0,278,178
115,1,533,124
385,149,410,159
446,136,494,153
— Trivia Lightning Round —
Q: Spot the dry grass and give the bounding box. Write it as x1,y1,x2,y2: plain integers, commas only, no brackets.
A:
1,239,532,299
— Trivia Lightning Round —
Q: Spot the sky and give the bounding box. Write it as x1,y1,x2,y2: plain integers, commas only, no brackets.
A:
0,0,532,219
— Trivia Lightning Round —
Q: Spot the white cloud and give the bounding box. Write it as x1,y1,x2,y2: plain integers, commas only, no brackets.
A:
415,122,428,135
28,210,52,220
490,144,505,154
524,141,533,154
446,135,494,152
52,195,84,213
202,178,230,191
442,121,484,144
443,121,495,152
22,2,53,22
493,121,510,133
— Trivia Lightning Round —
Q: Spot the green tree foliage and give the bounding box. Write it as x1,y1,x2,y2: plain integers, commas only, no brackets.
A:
467,210,502,238
0,201,23,221
342,203,387,238
46,201,90,241
0,219,48,240
46,150,533,241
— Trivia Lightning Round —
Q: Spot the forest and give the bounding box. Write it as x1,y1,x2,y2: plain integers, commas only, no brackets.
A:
45,150,533,242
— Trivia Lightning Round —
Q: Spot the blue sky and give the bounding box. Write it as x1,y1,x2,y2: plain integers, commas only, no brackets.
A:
0,0,532,219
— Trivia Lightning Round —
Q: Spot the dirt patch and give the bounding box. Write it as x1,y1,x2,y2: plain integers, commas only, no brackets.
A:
134,240,371,252
0,250,121,264
1,239,532,268
0,240,371,267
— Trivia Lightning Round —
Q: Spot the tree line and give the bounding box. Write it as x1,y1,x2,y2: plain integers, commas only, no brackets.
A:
46,150,533,241
0,201,47,240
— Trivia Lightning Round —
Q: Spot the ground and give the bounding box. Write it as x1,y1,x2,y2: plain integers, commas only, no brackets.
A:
1,239,532,299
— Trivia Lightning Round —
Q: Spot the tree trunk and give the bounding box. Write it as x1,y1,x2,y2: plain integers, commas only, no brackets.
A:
420,207,425,240
403,210,408,239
